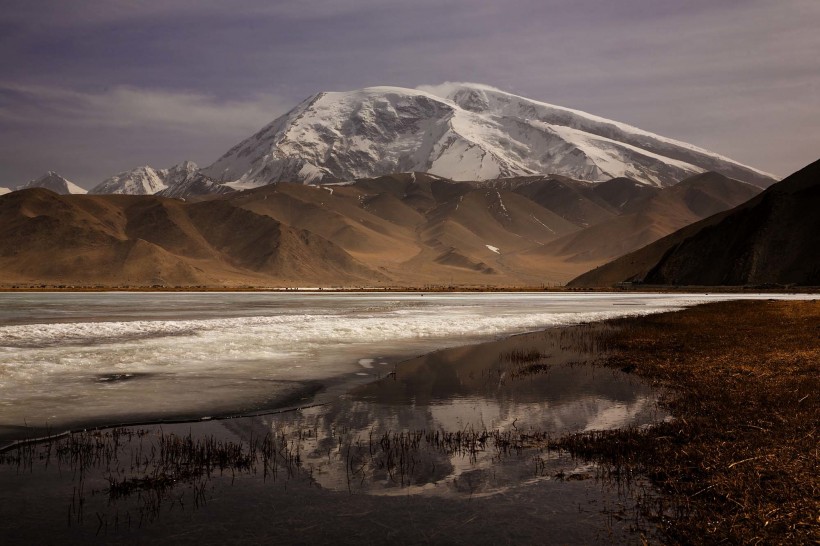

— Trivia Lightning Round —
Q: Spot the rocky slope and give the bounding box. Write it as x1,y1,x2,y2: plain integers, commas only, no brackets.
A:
0,171,762,287
568,159,820,287
0,189,378,287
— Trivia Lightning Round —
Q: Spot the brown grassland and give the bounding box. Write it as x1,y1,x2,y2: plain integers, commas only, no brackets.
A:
555,300,819,544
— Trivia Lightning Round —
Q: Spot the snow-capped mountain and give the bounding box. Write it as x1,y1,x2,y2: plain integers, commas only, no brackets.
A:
90,165,169,195
89,160,227,198
0,186,10,196
202,83,777,189
155,171,235,199
16,172,88,195
162,160,199,189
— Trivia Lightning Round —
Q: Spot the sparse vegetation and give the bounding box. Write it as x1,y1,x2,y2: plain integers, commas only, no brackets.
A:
553,300,820,544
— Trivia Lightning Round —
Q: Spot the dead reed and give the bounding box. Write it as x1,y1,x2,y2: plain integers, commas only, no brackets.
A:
553,300,820,544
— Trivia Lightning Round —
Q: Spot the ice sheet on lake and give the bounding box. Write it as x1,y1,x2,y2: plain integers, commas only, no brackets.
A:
0,292,815,436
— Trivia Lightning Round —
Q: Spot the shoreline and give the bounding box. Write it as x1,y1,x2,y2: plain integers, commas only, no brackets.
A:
1,285,819,293
0,310,643,451
12,291,808,448
553,299,820,543
0,296,815,445
1,299,817,543
1,314,663,544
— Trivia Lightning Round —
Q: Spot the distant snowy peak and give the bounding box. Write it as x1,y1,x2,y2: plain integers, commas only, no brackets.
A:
89,161,227,198
163,160,199,188
201,84,777,189
155,171,235,199
90,165,169,195
0,186,10,196
17,171,87,195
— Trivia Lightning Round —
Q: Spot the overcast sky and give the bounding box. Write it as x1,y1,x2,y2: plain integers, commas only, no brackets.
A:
1,0,818,188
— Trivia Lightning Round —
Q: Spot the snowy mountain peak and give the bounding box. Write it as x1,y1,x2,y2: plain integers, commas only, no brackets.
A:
16,172,87,195
202,84,777,189
446,86,492,113
90,165,168,195
164,161,200,187
169,160,198,174
90,160,200,196
89,160,229,199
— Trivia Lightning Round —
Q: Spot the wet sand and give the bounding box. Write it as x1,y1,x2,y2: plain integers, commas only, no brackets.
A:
1,300,816,544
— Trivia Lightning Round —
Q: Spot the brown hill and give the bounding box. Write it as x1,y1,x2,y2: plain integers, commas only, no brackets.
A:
589,177,660,214
486,175,660,227
0,189,380,287
569,159,820,287
0,170,762,288
507,173,760,278
487,176,618,227
225,174,581,285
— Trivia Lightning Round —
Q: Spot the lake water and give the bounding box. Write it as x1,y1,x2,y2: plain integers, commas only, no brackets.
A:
2,291,817,543
0,291,813,442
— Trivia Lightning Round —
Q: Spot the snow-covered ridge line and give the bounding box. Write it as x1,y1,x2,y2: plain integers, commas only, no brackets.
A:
90,160,199,195
420,82,775,179
67,83,778,197
200,83,777,189
85,160,234,198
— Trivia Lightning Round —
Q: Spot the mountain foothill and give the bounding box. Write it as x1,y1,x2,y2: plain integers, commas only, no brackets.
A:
0,171,766,287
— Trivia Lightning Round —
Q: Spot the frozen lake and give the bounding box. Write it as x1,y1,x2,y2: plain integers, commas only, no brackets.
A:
0,291,814,441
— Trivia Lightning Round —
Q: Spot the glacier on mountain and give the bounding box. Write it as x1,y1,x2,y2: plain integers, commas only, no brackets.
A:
201,83,776,189
77,83,777,197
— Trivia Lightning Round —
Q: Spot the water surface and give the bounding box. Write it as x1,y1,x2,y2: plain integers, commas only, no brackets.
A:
0,291,812,440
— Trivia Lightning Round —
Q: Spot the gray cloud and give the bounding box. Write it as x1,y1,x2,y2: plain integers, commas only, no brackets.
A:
0,85,292,187
0,84,291,133
1,0,817,187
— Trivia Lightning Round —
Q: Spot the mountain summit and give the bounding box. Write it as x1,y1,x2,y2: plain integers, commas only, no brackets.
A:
201,83,776,189
90,161,199,195
16,172,87,195
89,160,232,198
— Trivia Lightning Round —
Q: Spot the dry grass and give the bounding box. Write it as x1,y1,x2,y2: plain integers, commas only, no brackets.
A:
555,300,820,544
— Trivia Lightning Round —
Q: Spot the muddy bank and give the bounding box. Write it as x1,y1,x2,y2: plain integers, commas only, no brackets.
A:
554,300,820,544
